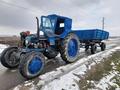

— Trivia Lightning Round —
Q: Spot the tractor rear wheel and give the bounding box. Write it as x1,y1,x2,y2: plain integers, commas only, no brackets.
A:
19,52,45,79
60,33,80,63
100,42,106,51
0,47,19,69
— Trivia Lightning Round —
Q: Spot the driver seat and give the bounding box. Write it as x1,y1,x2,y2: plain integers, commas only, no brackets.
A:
55,27,64,35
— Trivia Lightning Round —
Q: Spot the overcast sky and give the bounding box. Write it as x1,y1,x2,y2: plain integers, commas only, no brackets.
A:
0,0,119,36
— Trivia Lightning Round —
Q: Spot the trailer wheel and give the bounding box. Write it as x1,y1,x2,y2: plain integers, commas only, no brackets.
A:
43,48,58,59
19,52,45,79
60,33,79,63
100,42,106,51
0,47,19,69
91,44,97,54
85,44,89,51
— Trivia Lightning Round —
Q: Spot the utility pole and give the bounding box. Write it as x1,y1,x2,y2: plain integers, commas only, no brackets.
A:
102,17,105,30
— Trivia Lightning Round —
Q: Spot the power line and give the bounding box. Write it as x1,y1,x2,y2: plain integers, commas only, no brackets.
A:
0,0,102,22
0,0,41,15
0,0,98,18
0,1,100,17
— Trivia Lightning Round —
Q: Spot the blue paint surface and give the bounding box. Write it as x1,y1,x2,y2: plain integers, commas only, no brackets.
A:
68,39,78,57
28,57,43,74
73,29,109,41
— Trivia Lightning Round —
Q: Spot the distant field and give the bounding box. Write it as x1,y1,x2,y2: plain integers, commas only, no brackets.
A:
0,36,20,46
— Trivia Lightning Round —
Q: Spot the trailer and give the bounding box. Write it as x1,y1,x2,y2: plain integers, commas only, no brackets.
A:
0,14,109,79
74,29,109,53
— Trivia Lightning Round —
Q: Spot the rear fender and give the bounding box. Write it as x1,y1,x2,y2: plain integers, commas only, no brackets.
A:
59,29,71,39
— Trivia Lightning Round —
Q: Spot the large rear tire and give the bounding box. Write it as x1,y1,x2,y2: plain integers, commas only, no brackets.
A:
60,33,80,63
0,47,19,69
19,52,45,79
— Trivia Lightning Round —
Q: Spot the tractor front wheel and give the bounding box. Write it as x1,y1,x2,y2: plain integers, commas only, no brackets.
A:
0,47,19,69
19,52,45,79
60,33,80,63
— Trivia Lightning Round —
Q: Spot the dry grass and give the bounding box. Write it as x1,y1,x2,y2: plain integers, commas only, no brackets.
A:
78,51,120,90
0,36,20,46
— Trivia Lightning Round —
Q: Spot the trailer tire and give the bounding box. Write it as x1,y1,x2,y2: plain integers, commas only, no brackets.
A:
0,47,19,69
19,52,45,79
91,44,97,54
85,44,89,51
60,33,79,63
100,42,106,51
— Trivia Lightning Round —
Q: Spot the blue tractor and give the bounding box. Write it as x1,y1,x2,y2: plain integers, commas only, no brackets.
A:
0,14,109,79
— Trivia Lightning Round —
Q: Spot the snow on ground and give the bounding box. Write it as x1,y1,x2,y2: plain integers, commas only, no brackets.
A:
0,44,8,53
0,38,118,90
95,71,119,89
0,41,119,90
40,46,120,90
12,46,120,90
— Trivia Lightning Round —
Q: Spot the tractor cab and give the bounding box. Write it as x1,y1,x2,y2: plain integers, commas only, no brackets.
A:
40,14,72,38
20,15,72,48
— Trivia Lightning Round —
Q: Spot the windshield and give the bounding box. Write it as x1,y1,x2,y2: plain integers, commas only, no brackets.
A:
41,17,56,36
42,17,52,28
42,17,56,28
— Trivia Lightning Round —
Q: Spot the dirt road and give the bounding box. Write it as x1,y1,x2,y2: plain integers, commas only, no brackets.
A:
0,37,119,90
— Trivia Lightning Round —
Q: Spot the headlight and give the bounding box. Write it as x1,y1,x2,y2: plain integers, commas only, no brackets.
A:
25,40,29,45
40,31,44,35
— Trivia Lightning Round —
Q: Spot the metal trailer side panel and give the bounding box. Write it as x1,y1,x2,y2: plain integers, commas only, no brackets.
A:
73,29,109,41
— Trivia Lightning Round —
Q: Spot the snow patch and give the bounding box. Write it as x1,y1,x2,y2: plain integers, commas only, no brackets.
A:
96,71,119,89
39,46,120,90
0,44,8,53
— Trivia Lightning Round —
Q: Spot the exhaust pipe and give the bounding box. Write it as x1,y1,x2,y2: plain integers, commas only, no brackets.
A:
36,17,40,38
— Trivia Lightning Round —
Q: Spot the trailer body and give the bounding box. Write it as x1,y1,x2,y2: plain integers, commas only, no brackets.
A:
73,29,109,42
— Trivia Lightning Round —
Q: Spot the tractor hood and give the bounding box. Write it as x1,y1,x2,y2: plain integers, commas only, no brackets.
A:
25,34,38,44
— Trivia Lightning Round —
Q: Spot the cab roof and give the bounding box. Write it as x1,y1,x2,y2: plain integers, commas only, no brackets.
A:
47,14,72,20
